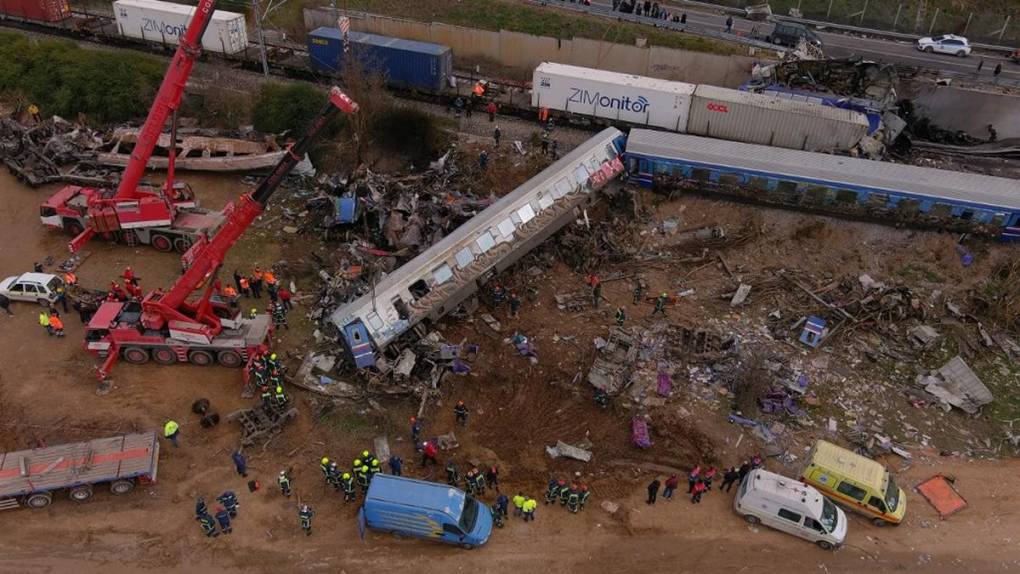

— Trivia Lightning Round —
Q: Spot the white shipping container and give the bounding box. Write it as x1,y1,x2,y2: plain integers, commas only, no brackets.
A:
532,63,694,132
113,0,248,55
688,85,870,152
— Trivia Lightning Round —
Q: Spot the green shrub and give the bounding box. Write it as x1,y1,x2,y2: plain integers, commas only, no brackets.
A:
0,32,163,123
372,107,446,164
251,82,329,134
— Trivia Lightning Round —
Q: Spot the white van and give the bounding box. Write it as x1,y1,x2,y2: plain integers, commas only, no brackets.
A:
733,469,848,550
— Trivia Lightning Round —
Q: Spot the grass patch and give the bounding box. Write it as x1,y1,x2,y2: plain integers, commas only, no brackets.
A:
304,0,743,55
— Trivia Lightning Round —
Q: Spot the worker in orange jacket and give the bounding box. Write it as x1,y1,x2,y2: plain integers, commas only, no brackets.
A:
49,313,65,337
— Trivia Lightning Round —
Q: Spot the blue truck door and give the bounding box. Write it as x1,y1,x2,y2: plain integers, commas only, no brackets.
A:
343,320,377,368
358,507,367,540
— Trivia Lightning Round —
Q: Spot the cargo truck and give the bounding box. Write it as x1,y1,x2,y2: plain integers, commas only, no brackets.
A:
358,475,493,548
0,432,159,510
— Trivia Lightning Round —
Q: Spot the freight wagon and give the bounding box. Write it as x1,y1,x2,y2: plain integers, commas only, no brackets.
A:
308,28,452,93
330,127,627,367
113,0,247,54
687,84,870,152
624,128,1020,239
531,62,695,132
0,0,68,22
0,431,159,510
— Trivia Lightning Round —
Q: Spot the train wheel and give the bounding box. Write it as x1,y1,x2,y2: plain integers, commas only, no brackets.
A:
64,220,84,237
188,350,214,366
152,348,177,365
110,479,135,495
69,485,94,503
174,237,192,253
217,350,243,368
151,234,173,253
25,492,52,509
122,347,150,365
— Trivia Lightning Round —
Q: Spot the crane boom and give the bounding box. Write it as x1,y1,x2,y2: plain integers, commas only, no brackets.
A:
140,87,359,332
115,0,219,201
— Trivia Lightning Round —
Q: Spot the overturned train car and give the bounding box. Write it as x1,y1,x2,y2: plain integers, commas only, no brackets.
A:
329,127,627,368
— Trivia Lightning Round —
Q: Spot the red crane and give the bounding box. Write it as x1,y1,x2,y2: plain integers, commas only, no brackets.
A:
84,87,359,381
39,0,223,254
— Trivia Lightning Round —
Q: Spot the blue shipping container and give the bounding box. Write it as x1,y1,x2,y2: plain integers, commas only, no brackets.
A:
308,28,452,93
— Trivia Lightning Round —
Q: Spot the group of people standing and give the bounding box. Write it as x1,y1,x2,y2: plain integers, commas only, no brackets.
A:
647,454,763,505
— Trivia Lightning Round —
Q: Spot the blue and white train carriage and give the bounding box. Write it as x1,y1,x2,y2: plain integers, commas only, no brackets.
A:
624,129,1020,239
330,128,627,368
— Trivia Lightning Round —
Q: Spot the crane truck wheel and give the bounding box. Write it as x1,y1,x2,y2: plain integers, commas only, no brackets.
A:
188,350,214,366
217,350,243,368
25,492,52,509
152,348,177,365
174,237,193,253
63,219,84,237
69,485,93,502
122,347,150,364
110,479,135,495
151,234,173,252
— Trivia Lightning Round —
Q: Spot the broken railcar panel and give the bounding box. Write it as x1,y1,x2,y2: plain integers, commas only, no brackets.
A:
329,128,627,366
625,129,1020,239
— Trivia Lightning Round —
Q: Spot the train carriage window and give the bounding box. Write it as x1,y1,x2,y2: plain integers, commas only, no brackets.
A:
366,313,384,330
974,210,992,223
776,180,797,194
748,176,769,191
517,204,536,223
391,297,411,321
537,192,554,211
589,157,602,173
719,173,740,187
432,263,453,285
959,209,975,220
931,203,953,218
475,231,496,253
867,192,889,207
992,213,1007,226
572,164,590,187
835,189,858,203
639,159,650,173
803,186,829,204
898,198,921,215
497,217,516,239
691,168,710,182
553,177,572,199
655,162,671,175
408,279,430,300
454,247,474,269
604,143,618,159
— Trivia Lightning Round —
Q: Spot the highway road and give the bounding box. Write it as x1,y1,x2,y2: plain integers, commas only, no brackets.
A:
572,0,1020,82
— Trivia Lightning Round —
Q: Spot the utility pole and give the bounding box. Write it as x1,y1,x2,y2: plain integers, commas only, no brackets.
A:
253,0,269,77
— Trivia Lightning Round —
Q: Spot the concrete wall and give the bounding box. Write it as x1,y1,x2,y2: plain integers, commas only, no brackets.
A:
304,9,759,88
903,82,1020,139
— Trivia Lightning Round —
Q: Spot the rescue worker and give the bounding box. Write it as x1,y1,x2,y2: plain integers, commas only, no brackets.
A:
271,301,288,329
239,276,250,297
214,506,232,534
260,387,274,413
632,280,645,304
164,419,180,447
544,479,560,505
320,457,332,484
513,492,526,517
278,470,292,497
446,460,460,486
341,472,356,502
217,491,239,518
421,441,438,466
509,291,521,318
361,450,376,467
273,385,288,414
248,307,258,320
250,269,263,298
369,459,381,481
410,416,422,445
0,293,12,316
122,267,138,286
567,484,581,513
63,271,78,288
592,280,602,309
278,287,292,310
464,469,477,495
663,473,679,500
39,310,51,335
474,468,487,496
485,465,500,490
198,513,219,537
478,150,488,170
223,285,239,309
522,497,537,521
751,453,763,469
454,400,469,426
703,466,717,491
352,458,362,473
54,286,68,312
721,467,740,493
388,454,403,476
49,313,65,337
267,352,281,372
299,504,315,536
491,502,505,528
559,480,571,506
615,307,626,327
327,461,342,491
579,484,590,510
356,465,370,494
652,293,668,316
110,282,127,301
195,496,209,520
687,465,701,494
691,478,706,504
594,388,609,409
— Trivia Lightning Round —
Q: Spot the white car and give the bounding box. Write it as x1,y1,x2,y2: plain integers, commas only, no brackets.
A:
0,273,65,305
916,34,972,57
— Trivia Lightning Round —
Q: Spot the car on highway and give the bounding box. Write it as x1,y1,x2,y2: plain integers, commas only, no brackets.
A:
0,272,64,305
916,34,972,57
767,22,823,48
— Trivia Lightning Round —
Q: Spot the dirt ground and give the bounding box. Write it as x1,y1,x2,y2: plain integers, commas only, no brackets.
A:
1,138,1020,572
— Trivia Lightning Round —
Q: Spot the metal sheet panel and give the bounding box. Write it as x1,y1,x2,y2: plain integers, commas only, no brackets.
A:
531,62,694,132
0,0,70,21
625,129,1020,211
689,84,870,151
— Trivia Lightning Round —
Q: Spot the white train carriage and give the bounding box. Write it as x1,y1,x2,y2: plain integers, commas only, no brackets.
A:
329,127,627,368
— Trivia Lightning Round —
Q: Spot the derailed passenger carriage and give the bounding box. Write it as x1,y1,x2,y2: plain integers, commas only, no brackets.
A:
625,129,1020,238
330,128,627,368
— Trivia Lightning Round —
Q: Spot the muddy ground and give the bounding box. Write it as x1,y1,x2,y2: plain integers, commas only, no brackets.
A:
1,113,1019,573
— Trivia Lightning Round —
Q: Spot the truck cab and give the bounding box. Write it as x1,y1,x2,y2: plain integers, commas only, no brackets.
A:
359,474,493,548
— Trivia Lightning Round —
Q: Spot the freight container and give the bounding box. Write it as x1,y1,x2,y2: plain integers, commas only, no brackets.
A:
113,0,248,55
688,84,870,152
531,62,694,132
308,28,452,93
0,0,70,22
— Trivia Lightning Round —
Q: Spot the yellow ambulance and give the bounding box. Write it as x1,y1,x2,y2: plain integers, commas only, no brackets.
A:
799,440,906,526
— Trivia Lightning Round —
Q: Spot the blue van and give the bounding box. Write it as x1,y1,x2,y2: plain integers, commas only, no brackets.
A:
358,475,493,548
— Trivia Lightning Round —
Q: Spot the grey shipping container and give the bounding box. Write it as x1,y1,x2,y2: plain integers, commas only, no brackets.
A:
687,85,870,152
